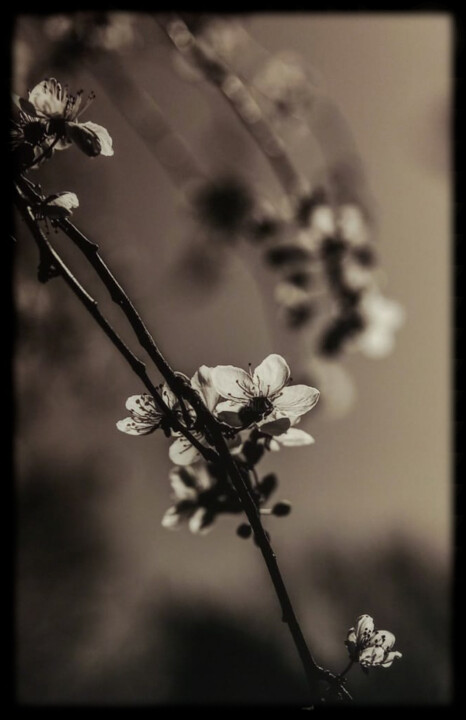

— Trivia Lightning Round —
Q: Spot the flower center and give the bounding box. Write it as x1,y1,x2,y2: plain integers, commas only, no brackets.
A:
239,395,274,426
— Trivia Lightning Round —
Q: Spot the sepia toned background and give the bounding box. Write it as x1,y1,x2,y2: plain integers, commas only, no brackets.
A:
14,13,451,705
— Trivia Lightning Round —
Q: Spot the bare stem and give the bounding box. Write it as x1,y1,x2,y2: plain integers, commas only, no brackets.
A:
14,185,214,463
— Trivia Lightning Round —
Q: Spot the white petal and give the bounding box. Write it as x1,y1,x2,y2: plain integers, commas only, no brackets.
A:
273,428,315,447
355,615,375,646
116,417,156,435
360,646,385,667
169,436,202,466
191,365,220,412
189,507,214,535
80,121,114,156
273,385,320,417
125,394,161,426
216,399,244,427
371,630,396,651
161,506,183,530
258,415,291,436
253,354,290,396
28,78,68,117
380,651,402,668
43,192,79,218
211,365,255,401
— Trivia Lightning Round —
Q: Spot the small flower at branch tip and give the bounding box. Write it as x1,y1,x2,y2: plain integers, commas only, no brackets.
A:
345,614,402,669
14,78,113,160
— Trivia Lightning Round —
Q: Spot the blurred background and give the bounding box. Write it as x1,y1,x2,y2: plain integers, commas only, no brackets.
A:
13,13,451,705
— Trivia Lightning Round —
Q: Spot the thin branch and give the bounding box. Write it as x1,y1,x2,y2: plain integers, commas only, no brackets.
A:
14,185,215,463
156,14,309,201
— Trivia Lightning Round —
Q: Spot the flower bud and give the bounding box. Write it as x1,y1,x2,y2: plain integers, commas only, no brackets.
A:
236,523,252,539
272,501,292,517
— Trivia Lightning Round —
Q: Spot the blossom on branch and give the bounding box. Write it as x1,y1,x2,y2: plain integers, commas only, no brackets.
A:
212,353,320,433
162,464,219,534
14,78,113,159
345,614,402,669
116,385,178,436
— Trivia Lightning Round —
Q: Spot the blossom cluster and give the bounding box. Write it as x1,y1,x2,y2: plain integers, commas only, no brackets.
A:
117,354,319,534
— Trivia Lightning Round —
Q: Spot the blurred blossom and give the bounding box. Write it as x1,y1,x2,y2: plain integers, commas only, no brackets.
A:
274,281,310,309
340,260,373,292
338,203,370,247
162,464,220,535
186,175,255,242
43,14,74,41
345,614,402,670
354,291,405,359
198,18,249,65
252,52,316,138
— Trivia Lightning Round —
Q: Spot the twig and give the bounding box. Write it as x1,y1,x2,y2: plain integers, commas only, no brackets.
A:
156,14,309,202
14,184,215,463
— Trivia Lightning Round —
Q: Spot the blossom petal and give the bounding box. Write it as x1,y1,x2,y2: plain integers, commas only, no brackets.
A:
28,78,69,117
253,354,290,396
273,428,315,447
66,122,104,157
169,436,202,466
355,615,375,646
259,415,291,436
380,651,402,668
191,365,220,412
211,365,255,401
371,630,396,651
42,192,79,218
161,506,183,530
13,93,39,117
116,416,158,435
273,384,320,418
125,394,160,419
189,507,214,535
359,646,385,667
79,121,114,156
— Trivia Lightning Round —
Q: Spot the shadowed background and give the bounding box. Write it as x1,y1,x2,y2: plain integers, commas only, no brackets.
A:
14,13,451,705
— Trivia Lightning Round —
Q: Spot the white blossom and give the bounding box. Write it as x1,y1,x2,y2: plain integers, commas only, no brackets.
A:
116,385,178,436
212,353,319,434
15,78,113,157
161,464,216,535
355,291,405,358
345,614,402,669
